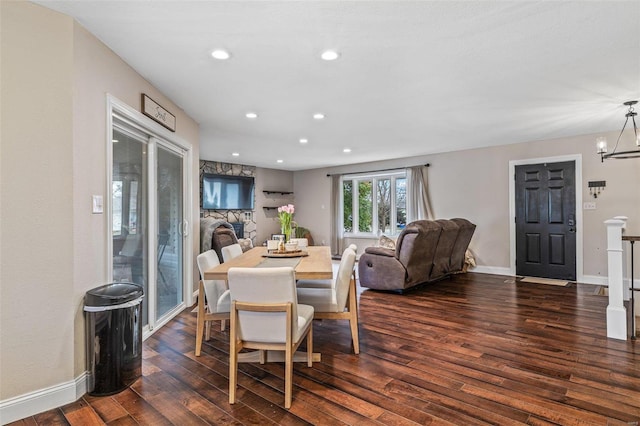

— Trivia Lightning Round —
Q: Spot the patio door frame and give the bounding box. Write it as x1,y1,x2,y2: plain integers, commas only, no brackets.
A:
106,94,193,339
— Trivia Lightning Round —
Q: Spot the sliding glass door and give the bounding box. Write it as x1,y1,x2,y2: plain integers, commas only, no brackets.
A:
111,118,188,335
156,143,184,319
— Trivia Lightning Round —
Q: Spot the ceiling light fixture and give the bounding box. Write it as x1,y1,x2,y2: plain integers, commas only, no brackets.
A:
277,159,284,163
299,138,308,144
343,148,351,153
597,100,640,162
211,49,231,60
245,112,258,119
232,152,240,157
320,50,340,61
313,113,325,120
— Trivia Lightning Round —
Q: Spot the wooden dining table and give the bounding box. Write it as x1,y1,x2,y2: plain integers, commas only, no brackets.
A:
203,245,333,281
203,245,333,363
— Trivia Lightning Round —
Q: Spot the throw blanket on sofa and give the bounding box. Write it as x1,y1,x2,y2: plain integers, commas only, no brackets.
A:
200,218,234,253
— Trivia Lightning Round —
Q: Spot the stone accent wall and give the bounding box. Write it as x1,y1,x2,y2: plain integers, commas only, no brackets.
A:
199,160,257,244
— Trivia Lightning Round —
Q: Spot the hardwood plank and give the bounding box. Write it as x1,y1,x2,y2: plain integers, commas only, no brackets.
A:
14,272,640,425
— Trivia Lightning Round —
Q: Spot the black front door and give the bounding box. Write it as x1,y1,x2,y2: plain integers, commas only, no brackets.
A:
515,161,576,281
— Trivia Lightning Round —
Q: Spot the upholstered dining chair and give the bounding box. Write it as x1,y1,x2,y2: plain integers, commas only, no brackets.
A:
296,247,360,354
227,266,314,409
195,250,230,357
221,243,243,263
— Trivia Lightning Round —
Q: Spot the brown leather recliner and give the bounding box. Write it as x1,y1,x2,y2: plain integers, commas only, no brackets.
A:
358,219,475,292
211,226,238,264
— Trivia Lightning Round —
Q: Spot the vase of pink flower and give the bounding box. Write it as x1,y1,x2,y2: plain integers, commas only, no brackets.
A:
277,204,295,242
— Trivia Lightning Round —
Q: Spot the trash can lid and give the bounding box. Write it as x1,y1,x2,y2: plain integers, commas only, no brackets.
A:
85,282,144,307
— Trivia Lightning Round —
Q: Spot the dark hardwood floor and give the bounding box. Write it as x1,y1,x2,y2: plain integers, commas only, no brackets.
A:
11,273,640,425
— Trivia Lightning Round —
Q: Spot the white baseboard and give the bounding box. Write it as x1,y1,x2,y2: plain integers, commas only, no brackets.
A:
0,372,88,425
470,265,512,276
580,275,608,286
469,267,640,289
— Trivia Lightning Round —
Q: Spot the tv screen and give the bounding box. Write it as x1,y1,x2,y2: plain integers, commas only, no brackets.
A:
202,174,255,210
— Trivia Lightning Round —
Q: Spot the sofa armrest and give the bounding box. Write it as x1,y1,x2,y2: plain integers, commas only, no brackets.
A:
358,251,407,291
363,246,396,257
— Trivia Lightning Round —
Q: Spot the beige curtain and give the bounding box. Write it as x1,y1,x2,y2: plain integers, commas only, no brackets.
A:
407,165,434,222
330,174,343,255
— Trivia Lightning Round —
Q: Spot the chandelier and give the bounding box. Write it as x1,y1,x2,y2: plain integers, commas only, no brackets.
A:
596,100,640,162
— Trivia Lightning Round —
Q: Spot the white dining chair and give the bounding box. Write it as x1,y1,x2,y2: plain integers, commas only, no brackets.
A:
195,250,230,356
221,243,243,262
296,247,360,354
227,266,314,409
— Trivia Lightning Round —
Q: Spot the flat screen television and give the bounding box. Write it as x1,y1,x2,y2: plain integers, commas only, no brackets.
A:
202,174,255,210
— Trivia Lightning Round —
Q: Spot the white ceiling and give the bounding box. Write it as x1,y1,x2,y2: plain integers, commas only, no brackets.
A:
35,1,640,171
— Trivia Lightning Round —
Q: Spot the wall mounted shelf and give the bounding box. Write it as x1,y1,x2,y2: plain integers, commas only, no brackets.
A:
263,190,293,195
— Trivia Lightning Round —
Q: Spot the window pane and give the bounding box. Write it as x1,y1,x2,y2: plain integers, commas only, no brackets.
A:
396,177,406,233
358,180,373,233
342,180,353,232
377,178,391,234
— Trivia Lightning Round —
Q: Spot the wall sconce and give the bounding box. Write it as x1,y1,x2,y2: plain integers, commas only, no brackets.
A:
588,180,606,198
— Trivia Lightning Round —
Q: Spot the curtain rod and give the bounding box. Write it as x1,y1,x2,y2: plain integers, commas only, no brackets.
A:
326,163,430,177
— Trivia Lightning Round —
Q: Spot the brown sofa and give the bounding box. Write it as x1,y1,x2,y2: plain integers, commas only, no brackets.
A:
358,218,475,292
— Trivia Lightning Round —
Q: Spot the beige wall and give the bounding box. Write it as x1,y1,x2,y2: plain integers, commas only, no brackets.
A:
1,1,75,400
294,132,640,280
0,0,200,409
255,168,294,244
71,21,200,377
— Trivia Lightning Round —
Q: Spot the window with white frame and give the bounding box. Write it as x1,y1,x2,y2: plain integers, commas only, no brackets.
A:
342,171,406,237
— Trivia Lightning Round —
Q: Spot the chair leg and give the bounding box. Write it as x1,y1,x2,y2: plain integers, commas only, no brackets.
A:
285,345,293,409
220,319,226,331
229,305,238,404
348,275,360,354
349,311,360,355
307,325,313,367
205,320,211,341
195,281,206,357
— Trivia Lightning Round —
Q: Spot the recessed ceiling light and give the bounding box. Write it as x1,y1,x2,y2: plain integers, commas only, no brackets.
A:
112,139,119,143
276,159,284,163
313,113,325,120
299,138,308,144
245,112,258,119
321,50,340,61
211,49,231,60
232,152,240,157
343,148,352,153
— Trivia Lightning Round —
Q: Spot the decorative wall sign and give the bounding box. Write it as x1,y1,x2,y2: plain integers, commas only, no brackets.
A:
141,94,176,132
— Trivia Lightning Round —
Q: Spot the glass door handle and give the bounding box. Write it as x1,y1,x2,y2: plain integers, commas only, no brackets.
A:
178,221,189,236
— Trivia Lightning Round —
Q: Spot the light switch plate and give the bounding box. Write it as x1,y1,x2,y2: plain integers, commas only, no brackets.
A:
92,195,103,214
583,202,596,210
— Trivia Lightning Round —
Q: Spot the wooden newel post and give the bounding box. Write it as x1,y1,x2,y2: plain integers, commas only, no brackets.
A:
605,217,627,340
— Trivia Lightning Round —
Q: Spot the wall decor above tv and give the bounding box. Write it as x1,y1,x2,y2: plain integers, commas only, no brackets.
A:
202,173,255,210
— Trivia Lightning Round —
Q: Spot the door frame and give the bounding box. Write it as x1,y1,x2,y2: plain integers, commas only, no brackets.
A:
509,154,583,282
106,94,194,338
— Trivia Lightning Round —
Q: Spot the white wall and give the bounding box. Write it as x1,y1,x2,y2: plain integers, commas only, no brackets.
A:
0,2,200,421
294,131,640,280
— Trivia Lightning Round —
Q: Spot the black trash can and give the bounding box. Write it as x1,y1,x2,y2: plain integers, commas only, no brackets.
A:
84,282,144,396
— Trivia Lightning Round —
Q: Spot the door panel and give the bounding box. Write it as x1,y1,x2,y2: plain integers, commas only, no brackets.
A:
111,118,188,335
156,145,184,320
515,161,576,280
112,127,149,326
